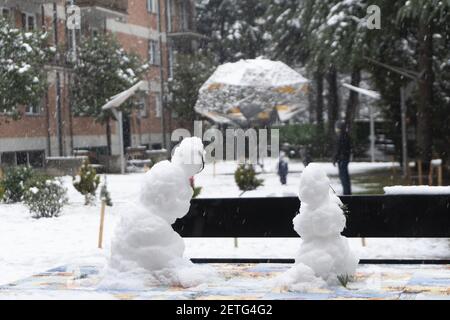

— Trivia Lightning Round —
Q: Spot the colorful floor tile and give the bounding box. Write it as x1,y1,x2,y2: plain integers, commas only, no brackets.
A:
1,264,449,300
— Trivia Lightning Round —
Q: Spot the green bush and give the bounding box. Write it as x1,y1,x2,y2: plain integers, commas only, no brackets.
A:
0,166,34,203
278,124,328,158
0,185,4,200
279,123,371,159
73,160,100,205
23,175,68,218
279,123,318,146
234,164,263,193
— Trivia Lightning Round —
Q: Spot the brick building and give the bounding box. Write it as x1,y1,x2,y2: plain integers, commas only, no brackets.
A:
0,0,199,168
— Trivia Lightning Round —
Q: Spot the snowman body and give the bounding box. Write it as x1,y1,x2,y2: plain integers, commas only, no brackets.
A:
293,164,358,283
109,137,204,274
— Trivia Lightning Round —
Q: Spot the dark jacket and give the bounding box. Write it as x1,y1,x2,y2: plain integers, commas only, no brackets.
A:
278,158,289,177
334,131,352,163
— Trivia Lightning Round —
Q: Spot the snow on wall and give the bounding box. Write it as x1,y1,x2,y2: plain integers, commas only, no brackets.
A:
384,186,450,195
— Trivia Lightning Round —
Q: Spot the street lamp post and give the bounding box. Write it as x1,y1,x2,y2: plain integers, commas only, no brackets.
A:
369,104,375,162
363,57,420,178
341,83,380,163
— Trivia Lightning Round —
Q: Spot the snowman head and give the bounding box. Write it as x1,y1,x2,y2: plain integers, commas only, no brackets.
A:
171,137,205,177
298,163,330,207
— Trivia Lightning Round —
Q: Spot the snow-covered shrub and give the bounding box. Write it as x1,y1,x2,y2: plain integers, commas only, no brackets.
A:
73,160,100,205
23,176,68,218
0,166,34,203
100,177,113,207
234,164,263,193
0,184,4,201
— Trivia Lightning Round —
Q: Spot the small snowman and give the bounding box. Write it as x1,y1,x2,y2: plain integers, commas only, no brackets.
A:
108,137,216,287
278,163,358,289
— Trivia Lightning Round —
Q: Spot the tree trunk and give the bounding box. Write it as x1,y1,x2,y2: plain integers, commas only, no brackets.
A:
416,19,434,164
106,118,112,156
307,73,315,124
344,67,361,132
315,71,324,131
327,67,340,151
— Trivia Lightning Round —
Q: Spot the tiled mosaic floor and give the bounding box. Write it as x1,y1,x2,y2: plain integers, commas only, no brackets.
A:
1,263,449,300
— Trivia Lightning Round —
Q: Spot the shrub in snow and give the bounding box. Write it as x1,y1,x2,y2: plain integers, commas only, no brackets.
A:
100,177,113,207
73,160,100,205
23,176,68,218
0,168,4,200
0,166,34,203
234,164,263,192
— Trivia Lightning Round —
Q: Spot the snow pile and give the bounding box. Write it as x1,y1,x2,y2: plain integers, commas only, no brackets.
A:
277,163,359,289
106,137,216,288
384,186,450,195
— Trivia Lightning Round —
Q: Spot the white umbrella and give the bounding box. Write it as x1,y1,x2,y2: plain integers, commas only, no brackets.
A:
195,59,309,127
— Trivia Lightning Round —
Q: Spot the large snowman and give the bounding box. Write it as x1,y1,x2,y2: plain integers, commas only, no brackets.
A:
278,163,359,289
108,137,215,287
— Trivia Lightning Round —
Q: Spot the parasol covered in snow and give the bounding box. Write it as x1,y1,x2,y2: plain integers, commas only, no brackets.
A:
195,59,309,127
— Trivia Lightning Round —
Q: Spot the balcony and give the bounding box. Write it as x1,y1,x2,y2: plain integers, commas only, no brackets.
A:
76,0,128,14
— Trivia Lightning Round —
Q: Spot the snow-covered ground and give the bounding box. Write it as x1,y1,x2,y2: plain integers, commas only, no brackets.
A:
196,160,398,197
0,160,448,287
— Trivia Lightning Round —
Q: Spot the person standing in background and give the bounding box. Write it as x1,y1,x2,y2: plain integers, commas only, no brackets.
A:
333,121,352,195
278,152,289,185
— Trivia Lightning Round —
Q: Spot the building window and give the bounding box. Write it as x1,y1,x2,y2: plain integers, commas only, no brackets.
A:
91,28,99,38
1,8,10,19
0,152,16,166
25,102,41,115
0,150,45,168
16,152,28,166
148,40,160,65
155,95,162,118
21,13,35,31
181,0,189,30
147,0,158,14
137,96,148,118
167,0,172,32
28,151,45,167
168,46,175,79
